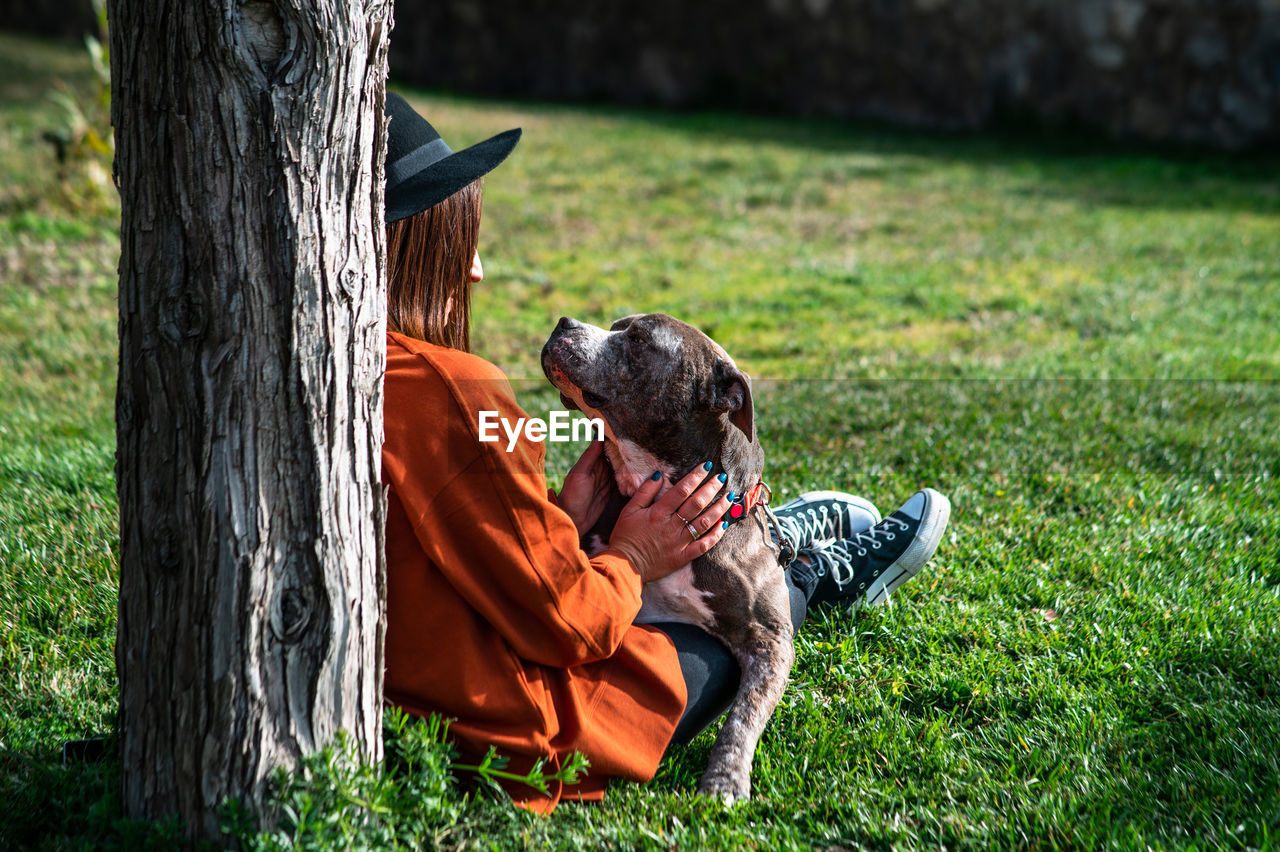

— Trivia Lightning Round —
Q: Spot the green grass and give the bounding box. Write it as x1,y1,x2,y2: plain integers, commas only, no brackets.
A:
2,30,1279,850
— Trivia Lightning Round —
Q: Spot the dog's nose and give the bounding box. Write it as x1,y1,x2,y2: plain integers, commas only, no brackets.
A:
555,316,582,332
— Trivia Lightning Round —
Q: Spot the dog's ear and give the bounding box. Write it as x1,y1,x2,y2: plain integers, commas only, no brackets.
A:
710,361,754,441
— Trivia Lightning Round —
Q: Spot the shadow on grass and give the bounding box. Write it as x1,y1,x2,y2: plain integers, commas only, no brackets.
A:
647,109,1280,214
0,742,118,847
408,84,1280,215
0,31,94,106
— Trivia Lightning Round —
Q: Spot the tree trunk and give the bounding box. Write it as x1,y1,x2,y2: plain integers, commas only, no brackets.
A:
110,0,390,839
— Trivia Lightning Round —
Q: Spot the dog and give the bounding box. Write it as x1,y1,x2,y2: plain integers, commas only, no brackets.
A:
541,313,793,803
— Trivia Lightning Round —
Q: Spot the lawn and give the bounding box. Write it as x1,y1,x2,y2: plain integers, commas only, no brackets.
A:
2,30,1279,851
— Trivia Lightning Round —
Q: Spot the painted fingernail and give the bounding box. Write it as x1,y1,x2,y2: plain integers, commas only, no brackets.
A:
703,461,713,470
650,471,662,481
727,491,736,501
717,472,727,483
721,520,728,530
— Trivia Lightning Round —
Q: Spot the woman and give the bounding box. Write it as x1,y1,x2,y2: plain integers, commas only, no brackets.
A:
379,93,950,810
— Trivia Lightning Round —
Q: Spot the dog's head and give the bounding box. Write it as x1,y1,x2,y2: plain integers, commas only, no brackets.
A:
541,313,761,495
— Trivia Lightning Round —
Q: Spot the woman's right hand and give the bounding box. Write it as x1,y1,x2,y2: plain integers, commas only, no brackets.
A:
604,463,731,583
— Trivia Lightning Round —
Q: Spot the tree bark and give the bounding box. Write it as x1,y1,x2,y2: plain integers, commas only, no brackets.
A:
110,0,390,839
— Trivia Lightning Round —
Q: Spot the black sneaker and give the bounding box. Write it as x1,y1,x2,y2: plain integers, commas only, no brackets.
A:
803,488,951,608
773,491,880,553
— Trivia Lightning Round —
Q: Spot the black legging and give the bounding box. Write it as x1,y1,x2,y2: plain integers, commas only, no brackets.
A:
656,564,814,745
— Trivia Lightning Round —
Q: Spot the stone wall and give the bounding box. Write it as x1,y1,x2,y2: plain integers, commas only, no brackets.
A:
389,0,1280,149
0,0,96,41
6,0,1278,148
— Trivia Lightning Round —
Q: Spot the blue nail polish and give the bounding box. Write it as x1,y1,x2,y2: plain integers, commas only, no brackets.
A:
650,471,662,481
703,461,713,470
721,520,728,530
727,491,736,501
718,472,727,483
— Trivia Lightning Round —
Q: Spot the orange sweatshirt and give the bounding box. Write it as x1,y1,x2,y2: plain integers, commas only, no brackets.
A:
381,331,686,811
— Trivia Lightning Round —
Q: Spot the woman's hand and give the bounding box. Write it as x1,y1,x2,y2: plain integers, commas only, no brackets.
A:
554,441,613,536
605,463,732,583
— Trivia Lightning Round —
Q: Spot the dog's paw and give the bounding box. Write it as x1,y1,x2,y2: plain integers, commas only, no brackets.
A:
696,770,751,805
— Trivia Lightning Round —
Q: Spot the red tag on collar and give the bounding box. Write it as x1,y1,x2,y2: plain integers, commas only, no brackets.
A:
727,481,772,522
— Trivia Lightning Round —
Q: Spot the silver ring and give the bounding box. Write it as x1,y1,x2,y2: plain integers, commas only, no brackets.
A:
685,522,698,541
675,512,691,524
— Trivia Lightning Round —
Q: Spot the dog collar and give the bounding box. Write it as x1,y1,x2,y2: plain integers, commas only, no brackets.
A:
726,481,772,524
724,480,797,565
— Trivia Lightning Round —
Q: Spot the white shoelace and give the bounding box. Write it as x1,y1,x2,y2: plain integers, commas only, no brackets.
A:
775,504,847,551
805,517,910,588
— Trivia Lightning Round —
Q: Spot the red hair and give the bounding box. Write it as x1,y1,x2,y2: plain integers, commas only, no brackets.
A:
385,180,482,351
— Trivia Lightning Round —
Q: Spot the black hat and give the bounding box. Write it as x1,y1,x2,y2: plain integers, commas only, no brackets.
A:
384,92,521,224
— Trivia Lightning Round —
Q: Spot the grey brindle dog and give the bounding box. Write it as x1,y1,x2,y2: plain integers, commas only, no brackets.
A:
541,313,793,803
